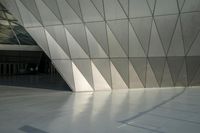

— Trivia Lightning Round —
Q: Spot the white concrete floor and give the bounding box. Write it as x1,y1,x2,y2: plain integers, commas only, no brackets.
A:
0,86,200,133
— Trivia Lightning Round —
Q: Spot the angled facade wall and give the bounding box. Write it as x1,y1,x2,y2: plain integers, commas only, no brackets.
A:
1,0,200,91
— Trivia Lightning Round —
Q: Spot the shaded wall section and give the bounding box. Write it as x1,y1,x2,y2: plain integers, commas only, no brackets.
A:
1,0,200,91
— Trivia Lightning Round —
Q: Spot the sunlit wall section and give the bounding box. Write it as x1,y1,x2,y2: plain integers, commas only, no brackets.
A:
1,0,200,91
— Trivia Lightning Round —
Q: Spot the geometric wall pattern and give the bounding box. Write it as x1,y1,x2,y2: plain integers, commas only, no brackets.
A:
1,0,200,91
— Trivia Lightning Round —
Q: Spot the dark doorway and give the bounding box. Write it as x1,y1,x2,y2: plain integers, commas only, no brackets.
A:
0,50,71,91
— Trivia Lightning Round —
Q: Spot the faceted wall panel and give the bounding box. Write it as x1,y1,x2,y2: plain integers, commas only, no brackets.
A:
1,0,200,91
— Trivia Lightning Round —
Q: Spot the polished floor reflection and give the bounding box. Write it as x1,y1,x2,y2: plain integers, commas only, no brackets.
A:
1,86,200,133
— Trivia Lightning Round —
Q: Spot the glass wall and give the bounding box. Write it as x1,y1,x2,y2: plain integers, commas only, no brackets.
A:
0,4,37,45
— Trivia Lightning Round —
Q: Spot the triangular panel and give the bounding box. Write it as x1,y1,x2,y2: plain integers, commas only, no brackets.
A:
168,19,184,56
107,25,126,57
182,0,200,12
110,62,128,89
57,0,82,24
65,0,82,19
52,60,75,91
178,0,185,11
129,23,146,57
26,27,50,57
148,57,166,86
107,19,128,55
181,12,200,53
65,28,88,59
161,62,174,87
111,58,129,87
167,57,184,85
73,59,94,89
155,15,178,53
86,22,109,55
129,61,144,88
129,58,147,87
91,62,111,91
186,56,200,84
147,0,156,14
154,0,178,15
72,62,93,91
91,0,104,18
46,25,70,58
85,27,107,58
175,60,187,86
148,21,165,57
130,17,152,55
35,0,62,26
92,59,112,87
129,0,151,18
104,0,127,20
79,0,103,22
118,0,129,16
42,0,62,22
66,24,89,56
190,67,200,86
45,30,69,59
16,0,42,27
187,32,200,56
19,0,42,24
146,62,159,88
